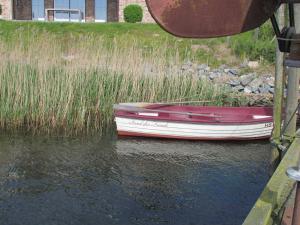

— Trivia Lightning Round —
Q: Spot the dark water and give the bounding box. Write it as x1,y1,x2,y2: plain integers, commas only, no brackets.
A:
0,134,271,225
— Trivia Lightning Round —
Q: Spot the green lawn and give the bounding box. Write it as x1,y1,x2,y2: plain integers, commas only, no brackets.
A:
0,20,275,66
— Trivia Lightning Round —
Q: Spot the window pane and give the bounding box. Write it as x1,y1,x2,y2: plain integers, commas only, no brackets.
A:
54,0,85,21
32,0,44,20
95,0,107,21
70,0,85,21
54,0,70,21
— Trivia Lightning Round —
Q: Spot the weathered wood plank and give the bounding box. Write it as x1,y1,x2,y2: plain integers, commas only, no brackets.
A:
243,136,300,225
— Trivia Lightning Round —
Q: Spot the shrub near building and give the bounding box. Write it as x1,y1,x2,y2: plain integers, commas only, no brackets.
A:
123,4,143,23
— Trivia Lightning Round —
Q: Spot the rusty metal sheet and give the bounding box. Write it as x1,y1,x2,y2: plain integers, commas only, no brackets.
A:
145,0,280,38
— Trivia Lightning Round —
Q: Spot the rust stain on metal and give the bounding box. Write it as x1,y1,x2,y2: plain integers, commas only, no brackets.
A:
146,0,279,38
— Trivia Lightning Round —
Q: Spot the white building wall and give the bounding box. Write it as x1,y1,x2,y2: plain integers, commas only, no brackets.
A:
0,0,12,19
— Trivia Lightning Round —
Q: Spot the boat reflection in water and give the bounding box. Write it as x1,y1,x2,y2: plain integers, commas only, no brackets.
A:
0,135,270,225
116,137,271,225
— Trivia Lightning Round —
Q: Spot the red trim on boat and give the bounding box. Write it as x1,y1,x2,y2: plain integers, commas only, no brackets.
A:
115,105,273,125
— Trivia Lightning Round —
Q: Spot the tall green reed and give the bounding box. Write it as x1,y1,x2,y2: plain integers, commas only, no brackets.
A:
0,31,238,135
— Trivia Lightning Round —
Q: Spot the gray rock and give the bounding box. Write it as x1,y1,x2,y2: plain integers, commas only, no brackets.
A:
212,68,222,74
224,68,230,73
259,84,271,94
209,75,217,80
214,74,232,84
227,79,240,87
265,76,275,88
219,64,228,70
269,88,275,94
228,69,240,76
209,72,222,80
248,77,264,92
240,73,256,86
186,68,195,74
197,64,211,73
199,75,209,81
197,64,206,69
209,73,215,80
198,70,209,78
244,86,253,94
181,65,190,71
185,60,193,66
198,69,206,76
181,61,193,70
233,85,244,92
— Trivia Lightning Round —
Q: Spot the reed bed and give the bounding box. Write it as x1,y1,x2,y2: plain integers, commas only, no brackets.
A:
0,30,242,135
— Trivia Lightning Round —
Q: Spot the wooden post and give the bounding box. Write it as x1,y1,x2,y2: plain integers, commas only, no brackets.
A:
284,5,300,142
271,5,286,169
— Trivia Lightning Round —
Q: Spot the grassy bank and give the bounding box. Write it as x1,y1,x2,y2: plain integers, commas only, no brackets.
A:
0,20,226,67
0,20,275,65
0,21,271,134
229,24,275,63
0,27,244,135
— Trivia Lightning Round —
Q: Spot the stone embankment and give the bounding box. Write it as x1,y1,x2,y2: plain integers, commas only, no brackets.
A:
180,61,276,105
182,61,275,94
